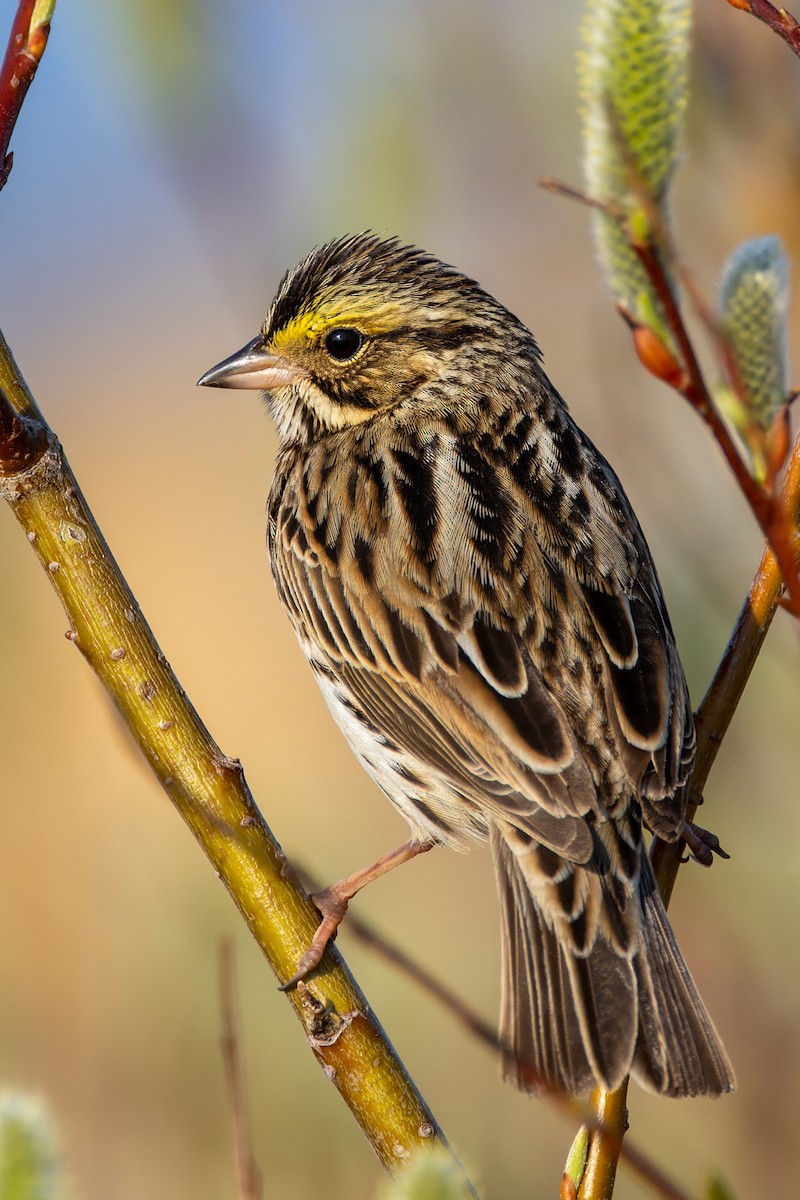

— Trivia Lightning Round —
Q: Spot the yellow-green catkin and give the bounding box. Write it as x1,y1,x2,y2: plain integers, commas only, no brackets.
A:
579,0,691,340
0,1093,64,1200
716,236,790,481
718,236,789,417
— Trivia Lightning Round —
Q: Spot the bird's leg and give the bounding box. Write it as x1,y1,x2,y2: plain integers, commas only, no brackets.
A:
280,838,435,990
680,820,730,866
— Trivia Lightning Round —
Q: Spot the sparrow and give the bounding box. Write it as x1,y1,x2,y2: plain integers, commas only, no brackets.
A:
199,233,734,1096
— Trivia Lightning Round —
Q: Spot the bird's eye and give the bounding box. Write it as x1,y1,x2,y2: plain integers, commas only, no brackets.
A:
324,327,364,362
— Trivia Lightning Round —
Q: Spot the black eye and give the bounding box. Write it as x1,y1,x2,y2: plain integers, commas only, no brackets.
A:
324,327,364,361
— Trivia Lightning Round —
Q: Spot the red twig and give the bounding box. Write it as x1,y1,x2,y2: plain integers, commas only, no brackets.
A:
541,173,800,612
628,236,800,614
629,240,766,515
0,0,52,190
727,0,800,58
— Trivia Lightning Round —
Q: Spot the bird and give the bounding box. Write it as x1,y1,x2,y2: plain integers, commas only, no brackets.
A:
198,232,735,1097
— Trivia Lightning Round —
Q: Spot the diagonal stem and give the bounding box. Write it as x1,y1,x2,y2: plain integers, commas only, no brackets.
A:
0,329,477,1194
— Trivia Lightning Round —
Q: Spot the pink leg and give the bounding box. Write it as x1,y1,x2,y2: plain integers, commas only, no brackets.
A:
280,838,434,990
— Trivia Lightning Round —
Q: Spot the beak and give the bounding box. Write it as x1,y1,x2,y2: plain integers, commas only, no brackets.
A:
197,337,305,391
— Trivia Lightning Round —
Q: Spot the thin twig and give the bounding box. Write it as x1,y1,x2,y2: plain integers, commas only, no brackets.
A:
629,236,800,613
578,493,790,1194
652,438,797,901
538,176,624,219
220,939,263,1200
543,98,798,1192
576,1084,628,1200
0,0,53,189
584,487,791,1191
726,0,800,57
540,172,800,614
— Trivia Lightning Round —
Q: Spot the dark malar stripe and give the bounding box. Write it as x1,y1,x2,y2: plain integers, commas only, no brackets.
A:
326,379,376,410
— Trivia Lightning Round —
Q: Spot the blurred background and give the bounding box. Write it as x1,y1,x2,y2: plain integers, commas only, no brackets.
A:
1,1,798,1197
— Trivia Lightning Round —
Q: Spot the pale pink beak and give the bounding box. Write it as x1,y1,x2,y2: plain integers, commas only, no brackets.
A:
198,337,305,391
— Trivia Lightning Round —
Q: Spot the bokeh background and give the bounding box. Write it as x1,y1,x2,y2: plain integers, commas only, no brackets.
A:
1,2,799,1197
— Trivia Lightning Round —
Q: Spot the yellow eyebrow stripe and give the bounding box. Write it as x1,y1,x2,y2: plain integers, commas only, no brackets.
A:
270,296,402,350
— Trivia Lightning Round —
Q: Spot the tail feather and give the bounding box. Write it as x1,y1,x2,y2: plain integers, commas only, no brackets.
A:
493,827,636,1092
632,855,735,1096
491,825,735,1097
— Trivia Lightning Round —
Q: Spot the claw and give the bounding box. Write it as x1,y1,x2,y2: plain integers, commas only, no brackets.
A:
279,886,350,992
681,821,730,867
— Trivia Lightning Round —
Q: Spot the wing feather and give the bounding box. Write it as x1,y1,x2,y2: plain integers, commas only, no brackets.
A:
270,411,693,856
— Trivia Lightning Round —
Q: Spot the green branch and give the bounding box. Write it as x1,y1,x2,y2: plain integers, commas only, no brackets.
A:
0,331,475,1193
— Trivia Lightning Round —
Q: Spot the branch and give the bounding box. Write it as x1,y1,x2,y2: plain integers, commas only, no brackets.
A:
0,332,475,1194
726,0,800,58
540,177,800,615
543,138,797,1198
627,239,768,520
651,435,796,900
573,505,789,1197
576,1083,628,1200
626,236,800,615
0,1,53,190
586,445,798,1194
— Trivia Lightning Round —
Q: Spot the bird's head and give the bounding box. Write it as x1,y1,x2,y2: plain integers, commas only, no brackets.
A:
198,233,537,444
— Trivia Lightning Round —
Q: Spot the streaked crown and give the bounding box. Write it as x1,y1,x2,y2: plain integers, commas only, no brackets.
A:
201,233,541,443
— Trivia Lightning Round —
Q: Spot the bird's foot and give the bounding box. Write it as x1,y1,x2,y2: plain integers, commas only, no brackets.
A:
279,884,350,992
681,821,730,866
279,838,435,991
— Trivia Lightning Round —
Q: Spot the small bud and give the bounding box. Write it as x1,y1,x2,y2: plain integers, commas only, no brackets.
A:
562,1124,590,1199
631,323,684,387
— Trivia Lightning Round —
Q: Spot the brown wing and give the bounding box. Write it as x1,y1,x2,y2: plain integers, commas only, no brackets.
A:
269,403,694,856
